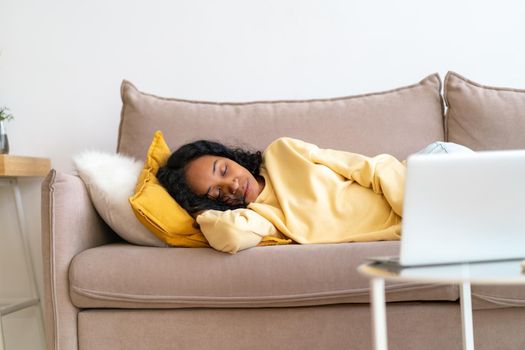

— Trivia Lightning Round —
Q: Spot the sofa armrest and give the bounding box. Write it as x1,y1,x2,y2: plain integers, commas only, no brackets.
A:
41,169,117,350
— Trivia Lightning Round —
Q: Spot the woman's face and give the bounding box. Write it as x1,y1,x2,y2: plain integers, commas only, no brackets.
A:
185,155,263,205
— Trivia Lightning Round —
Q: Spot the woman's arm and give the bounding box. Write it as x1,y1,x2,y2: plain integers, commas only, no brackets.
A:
310,146,406,217
265,138,406,217
196,208,279,254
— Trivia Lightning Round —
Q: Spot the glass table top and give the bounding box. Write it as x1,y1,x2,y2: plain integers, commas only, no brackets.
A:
358,259,525,285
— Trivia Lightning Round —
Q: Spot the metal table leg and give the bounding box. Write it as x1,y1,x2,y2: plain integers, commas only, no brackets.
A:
370,278,388,350
460,282,475,350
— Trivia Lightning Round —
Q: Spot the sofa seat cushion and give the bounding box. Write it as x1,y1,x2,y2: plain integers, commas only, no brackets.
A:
69,242,458,309
472,285,525,310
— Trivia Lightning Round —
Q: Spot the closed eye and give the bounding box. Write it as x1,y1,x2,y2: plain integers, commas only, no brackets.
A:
206,187,221,201
222,165,228,176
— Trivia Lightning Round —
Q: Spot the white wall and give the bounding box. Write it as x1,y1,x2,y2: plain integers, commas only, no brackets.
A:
1,0,525,348
3,0,525,171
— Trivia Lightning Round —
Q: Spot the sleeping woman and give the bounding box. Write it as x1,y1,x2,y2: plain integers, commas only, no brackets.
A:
156,137,472,254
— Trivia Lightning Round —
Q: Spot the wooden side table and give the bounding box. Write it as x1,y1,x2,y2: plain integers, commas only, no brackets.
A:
0,155,50,350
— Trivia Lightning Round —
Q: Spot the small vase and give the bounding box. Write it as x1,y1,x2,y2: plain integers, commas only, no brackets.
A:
0,121,9,154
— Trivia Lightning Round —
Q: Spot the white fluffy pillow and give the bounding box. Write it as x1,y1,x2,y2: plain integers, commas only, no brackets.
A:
73,151,167,247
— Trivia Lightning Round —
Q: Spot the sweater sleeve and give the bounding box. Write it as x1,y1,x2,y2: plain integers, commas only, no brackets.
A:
310,146,406,217
196,209,279,254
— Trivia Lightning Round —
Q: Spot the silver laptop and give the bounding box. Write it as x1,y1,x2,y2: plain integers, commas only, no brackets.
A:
376,149,525,267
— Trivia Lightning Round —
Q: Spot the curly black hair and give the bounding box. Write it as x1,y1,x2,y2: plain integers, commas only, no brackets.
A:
156,140,263,216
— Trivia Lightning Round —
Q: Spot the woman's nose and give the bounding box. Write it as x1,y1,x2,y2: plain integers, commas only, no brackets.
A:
227,178,239,195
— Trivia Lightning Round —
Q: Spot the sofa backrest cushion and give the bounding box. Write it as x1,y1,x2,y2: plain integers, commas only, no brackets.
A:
117,74,445,161
445,71,525,150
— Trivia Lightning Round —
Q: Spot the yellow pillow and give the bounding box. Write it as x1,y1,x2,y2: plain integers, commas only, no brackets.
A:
129,131,208,247
130,131,290,248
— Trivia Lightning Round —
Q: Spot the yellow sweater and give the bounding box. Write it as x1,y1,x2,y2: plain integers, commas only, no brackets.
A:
197,137,405,254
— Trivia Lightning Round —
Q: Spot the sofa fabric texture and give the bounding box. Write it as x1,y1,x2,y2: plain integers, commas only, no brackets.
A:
77,306,525,350
445,71,525,150
118,74,445,161
69,242,457,309
42,170,119,350
43,72,525,350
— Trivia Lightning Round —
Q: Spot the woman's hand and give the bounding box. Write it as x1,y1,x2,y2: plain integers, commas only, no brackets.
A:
196,209,278,254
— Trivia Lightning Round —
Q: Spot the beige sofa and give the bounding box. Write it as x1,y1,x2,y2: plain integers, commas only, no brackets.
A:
42,72,525,350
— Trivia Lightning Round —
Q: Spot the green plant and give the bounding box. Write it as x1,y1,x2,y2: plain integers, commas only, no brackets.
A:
0,106,14,122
